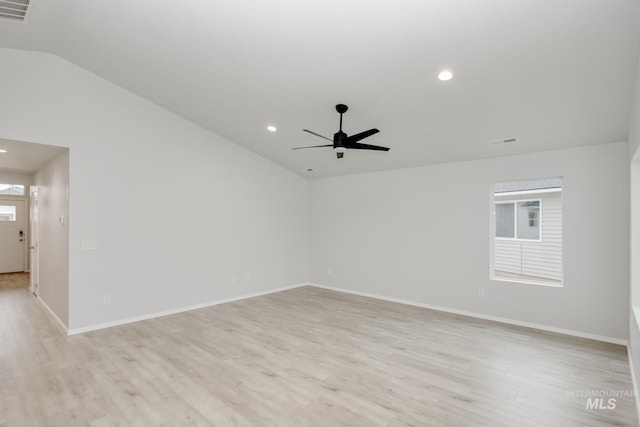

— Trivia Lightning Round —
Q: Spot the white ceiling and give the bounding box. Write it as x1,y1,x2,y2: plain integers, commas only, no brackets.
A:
0,0,639,178
0,138,66,174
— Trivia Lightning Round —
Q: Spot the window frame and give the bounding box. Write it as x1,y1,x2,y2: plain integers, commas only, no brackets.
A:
494,198,543,243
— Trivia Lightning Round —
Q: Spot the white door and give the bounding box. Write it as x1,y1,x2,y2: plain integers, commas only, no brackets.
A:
29,187,39,295
0,199,26,273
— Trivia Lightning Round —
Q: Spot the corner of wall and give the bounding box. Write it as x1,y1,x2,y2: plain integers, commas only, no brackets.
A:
627,43,640,422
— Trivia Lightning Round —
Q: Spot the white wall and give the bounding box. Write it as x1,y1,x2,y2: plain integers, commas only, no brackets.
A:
33,151,70,325
627,46,640,404
310,142,629,340
629,49,640,159
0,48,308,330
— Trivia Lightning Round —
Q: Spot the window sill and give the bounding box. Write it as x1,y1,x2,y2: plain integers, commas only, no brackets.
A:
491,276,563,288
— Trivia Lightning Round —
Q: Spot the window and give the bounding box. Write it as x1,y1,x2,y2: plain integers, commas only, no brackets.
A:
495,200,541,241
0,205,16,221
0,184,25,196
492,178,563,285
495,203,515,238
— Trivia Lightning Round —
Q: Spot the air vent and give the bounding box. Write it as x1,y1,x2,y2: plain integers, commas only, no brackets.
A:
488,137,518,145
0,0,31,22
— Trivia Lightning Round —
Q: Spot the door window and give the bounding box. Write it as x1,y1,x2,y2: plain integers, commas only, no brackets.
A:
0,205,16,221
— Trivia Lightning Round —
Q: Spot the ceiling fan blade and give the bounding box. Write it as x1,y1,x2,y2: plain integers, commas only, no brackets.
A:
291,144,333,150
348,142,390,151
303,129,333,142
345,128,379,144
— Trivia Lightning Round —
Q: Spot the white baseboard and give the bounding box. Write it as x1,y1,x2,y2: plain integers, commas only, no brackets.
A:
57,281,627,345
309,283,627,346
36,295,69,335
67,283,308,336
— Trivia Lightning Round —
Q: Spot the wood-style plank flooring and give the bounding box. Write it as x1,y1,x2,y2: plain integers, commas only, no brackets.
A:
0,273,29,289
0,276,637,426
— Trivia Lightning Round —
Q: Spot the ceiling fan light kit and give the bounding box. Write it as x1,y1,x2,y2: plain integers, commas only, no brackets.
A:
293,104,390,159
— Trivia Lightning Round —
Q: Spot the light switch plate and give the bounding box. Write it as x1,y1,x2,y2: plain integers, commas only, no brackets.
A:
82,240,97,250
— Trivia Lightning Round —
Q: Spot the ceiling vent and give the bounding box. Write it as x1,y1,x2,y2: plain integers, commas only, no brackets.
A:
488,137,518,145
0,0,31,22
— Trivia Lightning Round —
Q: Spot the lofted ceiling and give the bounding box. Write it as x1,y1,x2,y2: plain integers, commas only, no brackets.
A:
0,0,639,178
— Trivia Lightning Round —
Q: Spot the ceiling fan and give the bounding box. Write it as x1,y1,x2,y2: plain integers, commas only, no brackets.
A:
293,104,390,159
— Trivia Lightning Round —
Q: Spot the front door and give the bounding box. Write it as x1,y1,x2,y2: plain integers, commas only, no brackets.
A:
0,199,26,273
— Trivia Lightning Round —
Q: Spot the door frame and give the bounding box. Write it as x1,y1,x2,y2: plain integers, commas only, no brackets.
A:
29,186,39,296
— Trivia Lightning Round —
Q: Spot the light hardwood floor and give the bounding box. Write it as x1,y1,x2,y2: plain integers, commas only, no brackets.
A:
0,273,29,289
0,277,637,426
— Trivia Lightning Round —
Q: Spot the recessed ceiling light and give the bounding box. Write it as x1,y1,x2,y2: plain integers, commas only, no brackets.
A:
0,149,7,153
267,125,277,132
438,70,453,81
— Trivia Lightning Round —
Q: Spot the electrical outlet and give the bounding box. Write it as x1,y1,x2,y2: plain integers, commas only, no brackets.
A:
231,275,238,284
478,288,486,298
103,295,110,305
244,273,250,283
327,267,333,274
